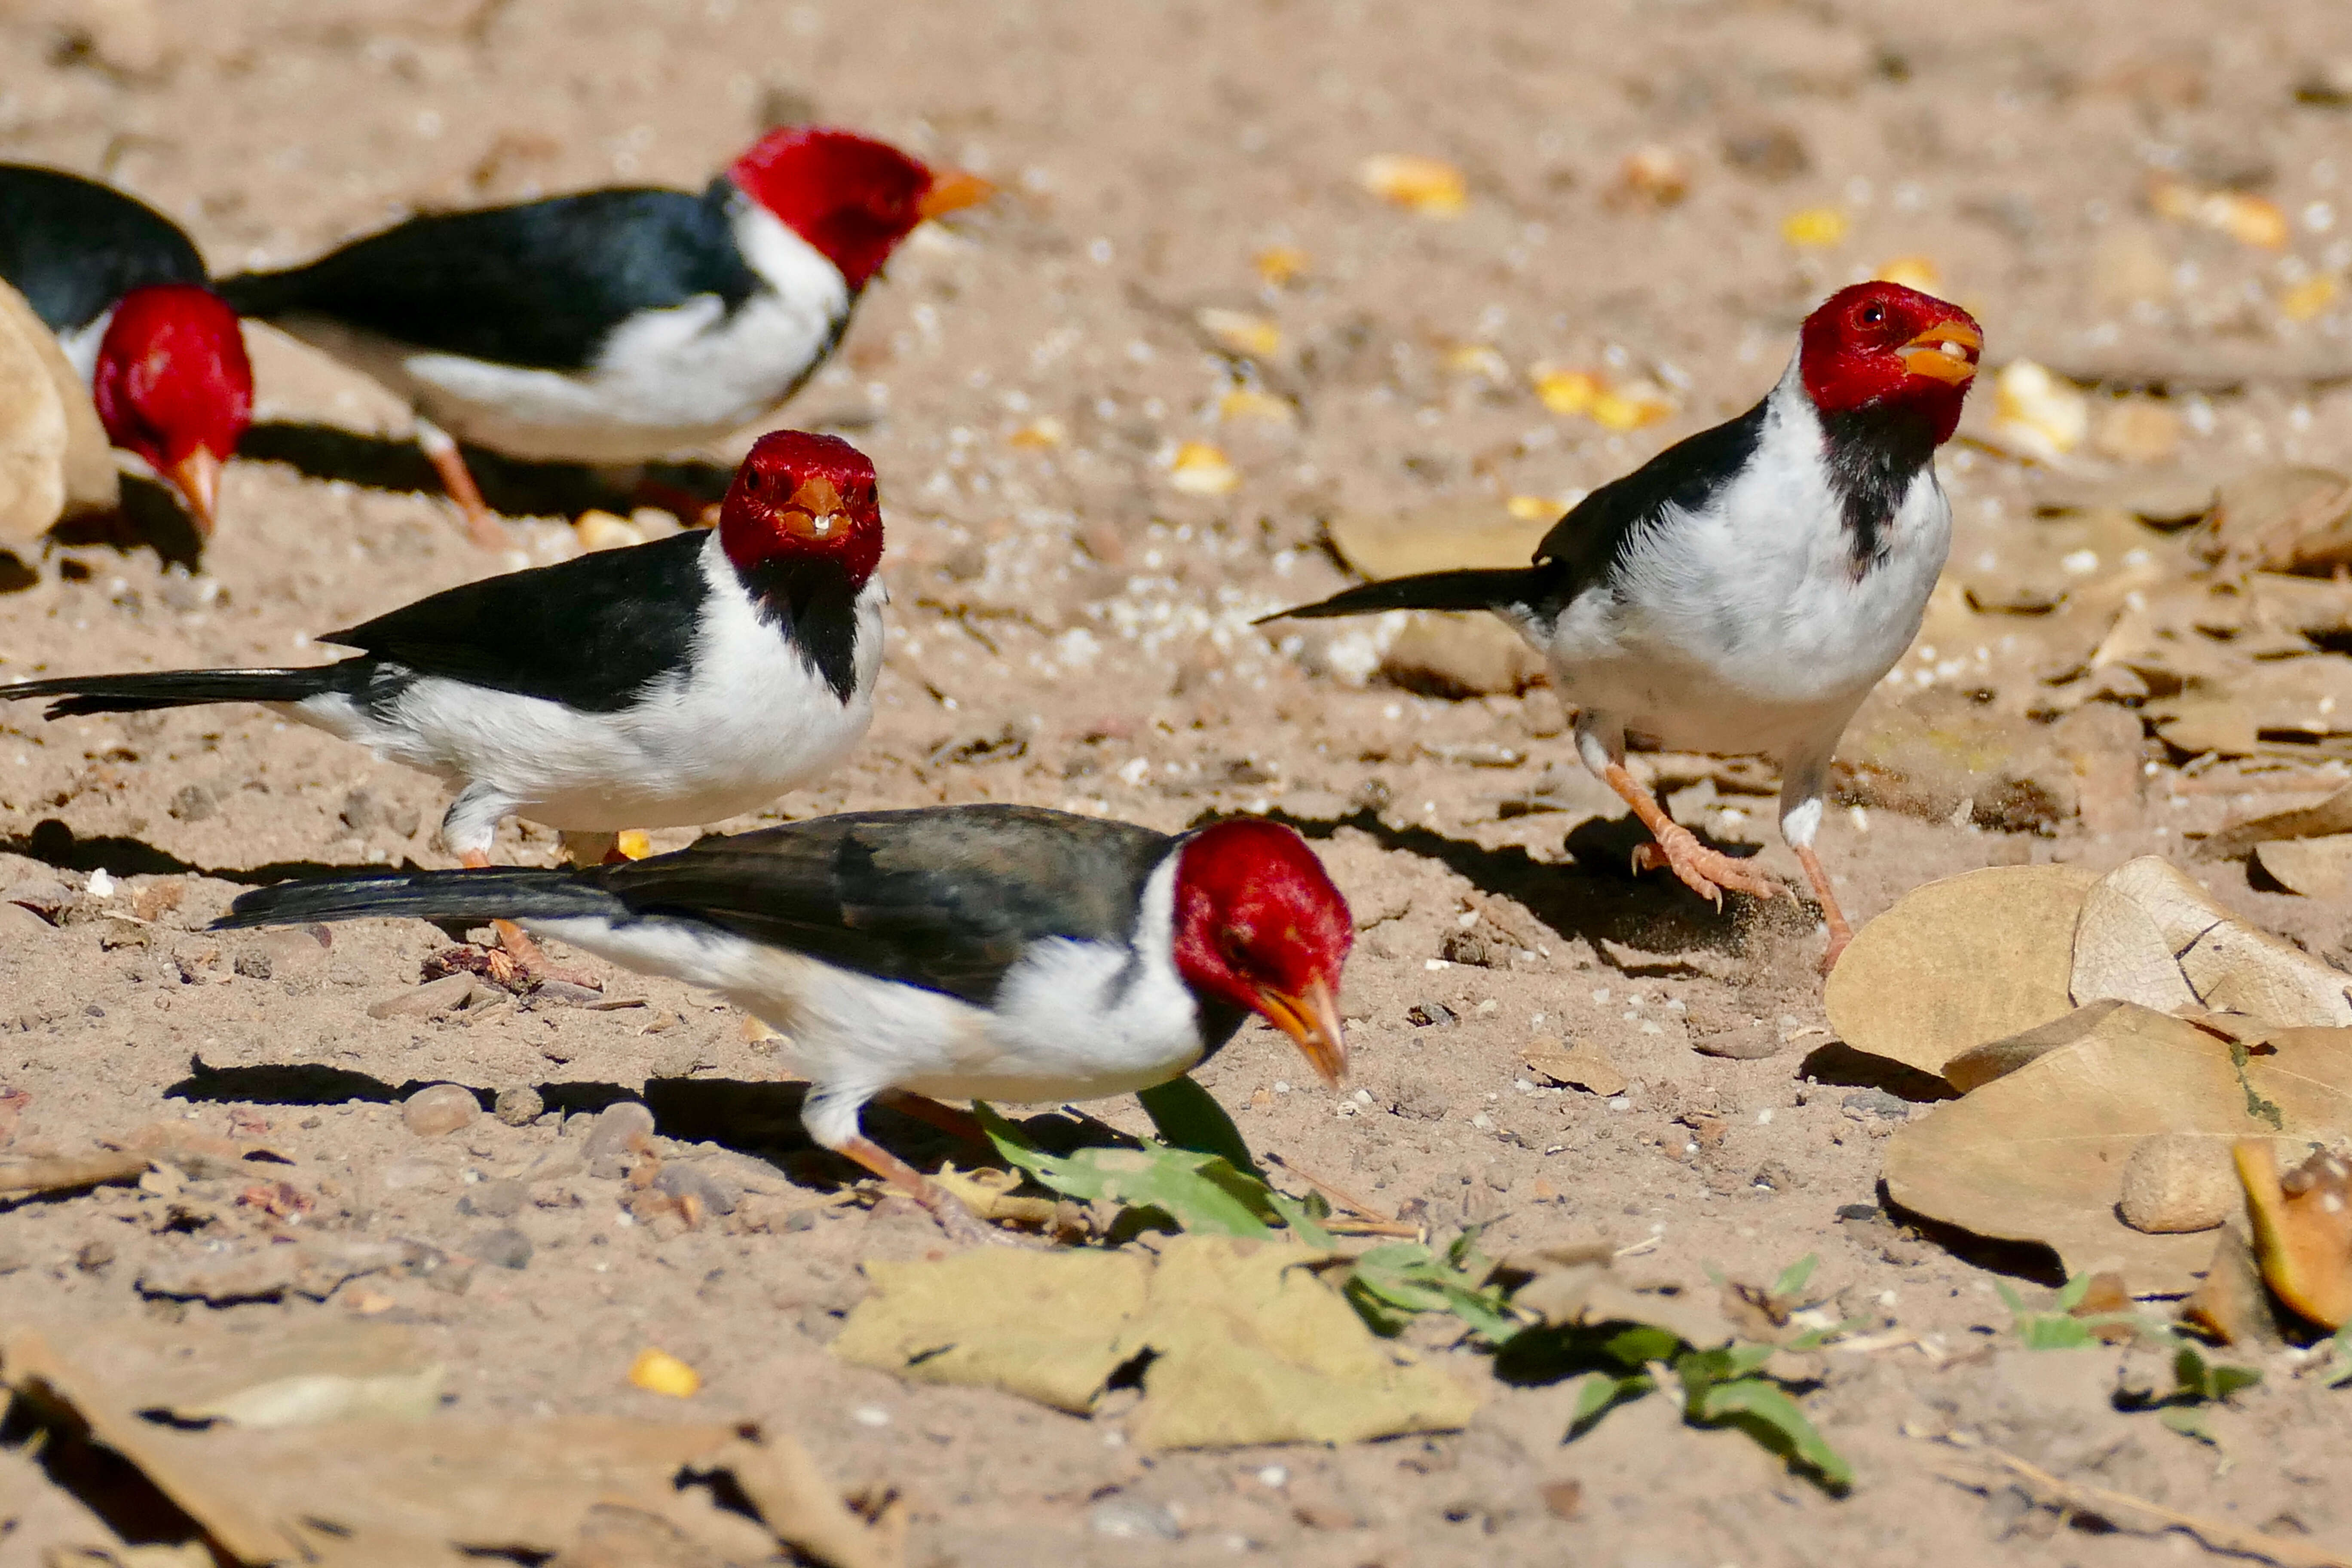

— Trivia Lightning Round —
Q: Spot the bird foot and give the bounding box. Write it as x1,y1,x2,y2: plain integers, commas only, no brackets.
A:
1630,824,1782,906
916,1182,1023,1248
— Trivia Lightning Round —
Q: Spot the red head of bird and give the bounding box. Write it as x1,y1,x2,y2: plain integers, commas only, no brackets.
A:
1798,281,1983,445
89,283,253,536
1170,818,1354,1088
718,428,885,590
729,127,994,291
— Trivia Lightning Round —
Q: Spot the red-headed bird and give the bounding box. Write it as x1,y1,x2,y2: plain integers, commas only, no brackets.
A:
1266,283,1983,970
217,127,990,547
0,164,254,536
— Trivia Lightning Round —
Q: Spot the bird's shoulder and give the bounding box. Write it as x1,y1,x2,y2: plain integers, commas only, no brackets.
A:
600,805,1179,1006
324,527,713,713
1528,395,1772,605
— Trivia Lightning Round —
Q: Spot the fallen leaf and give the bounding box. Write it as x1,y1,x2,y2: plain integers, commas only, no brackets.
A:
2198,780,2352,861
1943,998,2156,1092
0,1147,148,1197
2236,1141,2352,1329
2253,836,2352,899
928,1166,1059,1227
2181,1224,2290,1349
1523,1040,1627,1097
628,1348,701,1398
1825,864,2099,1079
1883,1018,2352,1292
2193,466,2352,576
831,1238,1479,1448
2070,856,2352,1025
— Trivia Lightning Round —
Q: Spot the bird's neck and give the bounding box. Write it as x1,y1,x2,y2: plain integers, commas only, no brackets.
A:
1803,390,1949,571
731,553,867,704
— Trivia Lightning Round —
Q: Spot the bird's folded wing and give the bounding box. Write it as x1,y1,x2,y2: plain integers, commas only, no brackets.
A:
593,805,1176,1007
1529,396,1770,600
321,528,709,712
217,184,759,372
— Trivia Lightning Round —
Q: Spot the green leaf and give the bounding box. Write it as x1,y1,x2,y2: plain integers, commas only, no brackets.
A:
2052,1274,2093,1313
1599,1323,1685,1369
2160,1405,2218,1446
2171,1345,2261,1405
2328,1324,2352,1389
1135,1078,1262,1177
1770,1253,1819,1301
975,1103,1273,1238
1265,1190,1335,1250
1345,1240,1519,1345
1694,1377,1853,1491
1567,1370,1653,1437
1785,1317,1871,1353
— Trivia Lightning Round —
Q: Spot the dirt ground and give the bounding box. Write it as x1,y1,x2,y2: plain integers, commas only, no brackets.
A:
3,0,2352,1562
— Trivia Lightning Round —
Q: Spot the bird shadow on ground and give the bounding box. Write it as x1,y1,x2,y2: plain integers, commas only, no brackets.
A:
163,1059,1106,1191
1,818,423,887
32,476,205,579
237,422,735,521
1262,804,1813,971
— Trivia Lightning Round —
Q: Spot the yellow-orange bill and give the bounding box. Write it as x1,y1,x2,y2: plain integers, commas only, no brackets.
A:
1899,319,1983,385
1256,974,1348,1089
168,447,223,537
918,169,996,221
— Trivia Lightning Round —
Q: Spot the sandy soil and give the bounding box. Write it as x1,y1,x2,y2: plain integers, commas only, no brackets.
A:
3,0,2352,1562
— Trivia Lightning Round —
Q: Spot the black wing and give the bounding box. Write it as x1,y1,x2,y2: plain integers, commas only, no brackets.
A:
216,181,760,372
325,528,710,713
0,165,208,333
593,805,1178,1006
1523,395,1770,614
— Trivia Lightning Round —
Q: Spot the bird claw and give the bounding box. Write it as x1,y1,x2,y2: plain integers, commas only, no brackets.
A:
919,1184,1021,1248
1630,825,1781,905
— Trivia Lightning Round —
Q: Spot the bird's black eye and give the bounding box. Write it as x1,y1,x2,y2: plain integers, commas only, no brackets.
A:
744,471,763,493
1862,303,1885,325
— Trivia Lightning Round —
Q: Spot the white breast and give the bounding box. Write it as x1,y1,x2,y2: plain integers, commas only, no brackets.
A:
1532,364,1950,760
275,200,851,463
529,855,1204,1149
288,530,882,854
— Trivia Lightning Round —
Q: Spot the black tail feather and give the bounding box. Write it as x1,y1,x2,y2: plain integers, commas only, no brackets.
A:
1256,568,1537,623
0,666,355,719
216,866,627,931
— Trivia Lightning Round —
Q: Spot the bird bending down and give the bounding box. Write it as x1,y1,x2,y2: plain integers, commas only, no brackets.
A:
1267,282,1983,970
0,429,886,979
218,806,1355,1242
0,164,254,536
216,127,991,548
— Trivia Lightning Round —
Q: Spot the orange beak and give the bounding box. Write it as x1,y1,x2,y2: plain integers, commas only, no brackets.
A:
917,169,996,222
1899,319,1982,386
1254,974,1348,1089
167,448,222,538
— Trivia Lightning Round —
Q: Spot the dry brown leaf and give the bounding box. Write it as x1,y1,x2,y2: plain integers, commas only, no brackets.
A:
1523,1039,1627,1097
0,1148,147,1197
2070,856,2352,1025
1883,1019,2352,1292
1825,864,2099,1078
1325,502,1547,580
2144,658,2352,761
2181,1224,2290,1349
2193,464,2352,576
1942,998,2148,1092
2253,835,2352,900
2198,780,2352,861
2236,1140,2352,1329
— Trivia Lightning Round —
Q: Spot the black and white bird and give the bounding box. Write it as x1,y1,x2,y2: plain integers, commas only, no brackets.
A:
0,164,253,535
0,428,885,972
1267,282,1983,969
216,126,989,547
219,805,1354,1238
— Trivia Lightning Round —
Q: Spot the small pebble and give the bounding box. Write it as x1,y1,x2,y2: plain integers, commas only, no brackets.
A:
654,1162,738,1216
473,1226,533,1270
403,1083,481,1139
2119,1133,2235,1234
584,1101,656,1177
1840,1089,1911,1122
493,1086,545,1127
457,1179,527,1219
1089,1498,1182,1541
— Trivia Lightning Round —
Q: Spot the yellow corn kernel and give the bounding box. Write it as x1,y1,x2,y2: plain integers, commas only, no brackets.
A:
2150,175,2288,250
1506,495,1561,522
1781,207,1850,248
613,830,654,860
1168,441,1240,496
628,1348,700,1398
573,510,646,552
1195,307,1283,358
1357,154,1467,217
2281,273,2340,322
1992,360,2089,458
1531,368,1603,417
1217,387,1295,424
1589,386,1675,432
1008,417,1066,448
1253,245,1311,286
1442,343,1510,381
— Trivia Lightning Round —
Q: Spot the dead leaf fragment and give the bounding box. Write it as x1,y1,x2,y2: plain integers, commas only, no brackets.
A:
1883,1017,2352,1292
2236,1140,2352,1329
1825,864,2098,1079
2193,465,2352,576
1523,1039,1627,1097
2071,856,2352,1026
1325,502,1548,580
2253,836,2352,900
2199,780,2352,861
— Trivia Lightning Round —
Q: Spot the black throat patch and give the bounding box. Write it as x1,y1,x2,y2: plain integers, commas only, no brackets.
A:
742,557,863,704
1816,403,1941,572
